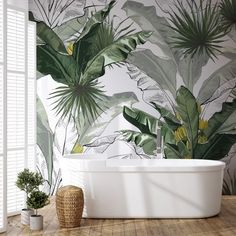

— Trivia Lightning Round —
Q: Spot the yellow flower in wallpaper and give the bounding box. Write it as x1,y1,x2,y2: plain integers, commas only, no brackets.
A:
72,143,84,153
174,126,187,142
66,42,74,55
199,119,208,130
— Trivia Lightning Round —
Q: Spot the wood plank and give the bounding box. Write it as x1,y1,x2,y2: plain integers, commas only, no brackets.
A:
3,196,236,236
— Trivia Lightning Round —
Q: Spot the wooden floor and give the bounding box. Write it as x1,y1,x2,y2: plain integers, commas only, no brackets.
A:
1,196,236,236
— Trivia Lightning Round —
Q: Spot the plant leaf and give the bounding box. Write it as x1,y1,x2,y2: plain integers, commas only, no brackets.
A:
202,78,236,120
123,1,208,93
151,102,180,130
206,99,236,138
85,134,119,153
176,86,199,155
164,143,182,159
36,96,54,185
127,65,173,110
194,134,236,160
122,1,175,58
198,60,236,104
161,123,176,145
123,106,157,137
37,45,77,85
120,130,157,155
73,0,116,72
53,11,88,42
76,92,139,146
127,49,177,98
29,12,67,53
178,54,208,92
29,0,86,28
53,116,78,155
82,31,152,83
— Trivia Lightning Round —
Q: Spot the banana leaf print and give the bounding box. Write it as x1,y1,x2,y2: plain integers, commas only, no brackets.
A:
120,106,159,156
36,1,151,122
152,86,236,160
37,96,54,188
29,0,86,28
33,0,236,195
123,1,209,95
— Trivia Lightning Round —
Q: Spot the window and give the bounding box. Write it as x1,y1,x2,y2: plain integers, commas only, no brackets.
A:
0,0,36,232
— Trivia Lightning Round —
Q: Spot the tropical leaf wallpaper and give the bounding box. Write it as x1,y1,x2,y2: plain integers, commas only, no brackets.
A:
29,0,236,195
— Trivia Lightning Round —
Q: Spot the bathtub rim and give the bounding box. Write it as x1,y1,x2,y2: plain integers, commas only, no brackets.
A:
62,154,225,172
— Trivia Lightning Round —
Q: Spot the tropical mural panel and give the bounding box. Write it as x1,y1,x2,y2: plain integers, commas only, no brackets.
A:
29,0,236,195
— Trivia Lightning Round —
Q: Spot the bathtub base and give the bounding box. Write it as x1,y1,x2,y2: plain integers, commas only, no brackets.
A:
60,158,225,219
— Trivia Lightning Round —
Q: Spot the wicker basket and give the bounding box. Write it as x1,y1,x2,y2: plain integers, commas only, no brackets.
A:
56,185,84,228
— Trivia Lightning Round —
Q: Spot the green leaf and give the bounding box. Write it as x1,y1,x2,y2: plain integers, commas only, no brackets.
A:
77,92,138,146
161,123,176,145
176,86,199,156
127,49,177,98
120,130,157,155
178,54,208,92
123,106,157,137
164,143,183,159
205,99,236,139
37,96,53,186
198,60,236,104
123,1,208,93
82,31,152,83
127,65,174,110
151,102,180,130
122,1,175,58
37,45,77,85
194,134,236,160
29,11,67,53
73,0,116,72
37,21,67,53
27,190,49,211
53,11,88,42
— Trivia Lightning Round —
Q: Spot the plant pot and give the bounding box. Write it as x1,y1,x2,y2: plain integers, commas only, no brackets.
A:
21,209,34,225
30,215,43,231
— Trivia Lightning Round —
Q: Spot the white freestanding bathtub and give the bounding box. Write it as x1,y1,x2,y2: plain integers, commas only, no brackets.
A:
60,155,225,218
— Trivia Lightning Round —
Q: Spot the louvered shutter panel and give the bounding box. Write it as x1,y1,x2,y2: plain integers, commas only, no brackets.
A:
7,8,26,215
0,0,6,232
27,22,36,171
0,1,35,231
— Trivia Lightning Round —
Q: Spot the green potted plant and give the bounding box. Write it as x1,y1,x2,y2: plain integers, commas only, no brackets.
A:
15,169,43,225
27,190,49,231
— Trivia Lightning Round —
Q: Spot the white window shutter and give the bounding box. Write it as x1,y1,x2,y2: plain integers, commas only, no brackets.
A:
0,0,36,231
7,8,26,215
0,0,6,232
27,22,36,171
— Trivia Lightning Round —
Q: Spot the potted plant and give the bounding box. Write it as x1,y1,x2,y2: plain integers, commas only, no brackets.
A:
27,190,49,231
15,169,43,225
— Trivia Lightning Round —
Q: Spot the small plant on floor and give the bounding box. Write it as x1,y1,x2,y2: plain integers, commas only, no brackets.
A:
16,169,44,204
27,190,50,231
15,169,44,225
